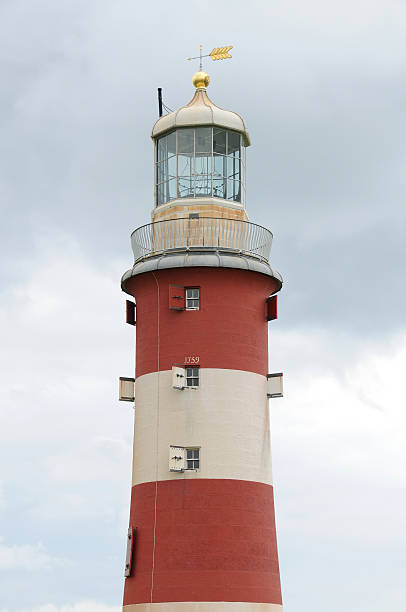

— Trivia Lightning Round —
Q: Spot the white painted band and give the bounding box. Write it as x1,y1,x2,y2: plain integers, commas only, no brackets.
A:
132,369,273,486
124,603,283,611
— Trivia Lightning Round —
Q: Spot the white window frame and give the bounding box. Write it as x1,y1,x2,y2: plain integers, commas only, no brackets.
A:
185,287,200,311
185,447,200,471
185,366,199,387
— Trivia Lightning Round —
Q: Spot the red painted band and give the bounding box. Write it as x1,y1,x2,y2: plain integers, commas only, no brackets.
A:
123,479,282,605
124,268,279,378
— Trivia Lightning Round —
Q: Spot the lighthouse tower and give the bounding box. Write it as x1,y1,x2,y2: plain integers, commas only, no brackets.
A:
120,68,284,611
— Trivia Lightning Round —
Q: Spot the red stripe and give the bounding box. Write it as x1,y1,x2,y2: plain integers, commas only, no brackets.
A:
123,479,282,605
124,268,279,378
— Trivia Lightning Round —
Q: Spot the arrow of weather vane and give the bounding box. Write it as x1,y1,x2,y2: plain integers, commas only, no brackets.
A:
209,46,233,61
188,45,233,69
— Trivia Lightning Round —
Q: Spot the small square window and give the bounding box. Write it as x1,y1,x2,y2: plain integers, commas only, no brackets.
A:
186,367,199,387
186,448,200,470
186,288,199,310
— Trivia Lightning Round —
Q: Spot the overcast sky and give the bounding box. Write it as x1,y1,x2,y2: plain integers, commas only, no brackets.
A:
1,1,405,611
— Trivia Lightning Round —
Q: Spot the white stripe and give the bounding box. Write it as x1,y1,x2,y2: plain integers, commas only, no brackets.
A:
124,604,283,611
132,369,273,486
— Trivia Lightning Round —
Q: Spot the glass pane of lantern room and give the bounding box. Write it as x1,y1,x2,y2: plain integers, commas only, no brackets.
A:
195,128,211,196
227,156,240,181
157,136,166,162
177,129,194,198
213,178,226,199
177,129,194,154
178,176,193,198
227,131,241,158
213,128,226,155
178,154,192,177
157,183,165,206
213,154,226,177
195,175,211,197
195,155,211,175
227,179,240,202
168,156,177,180
213,154,226,199
168,178,176,200
167,131,176,157
195,127,212,153
156,161,166,185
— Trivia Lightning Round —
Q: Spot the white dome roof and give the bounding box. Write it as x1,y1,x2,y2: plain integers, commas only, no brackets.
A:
151,88,251,146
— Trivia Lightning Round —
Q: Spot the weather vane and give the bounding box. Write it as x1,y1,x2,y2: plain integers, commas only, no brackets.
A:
187,44,233,71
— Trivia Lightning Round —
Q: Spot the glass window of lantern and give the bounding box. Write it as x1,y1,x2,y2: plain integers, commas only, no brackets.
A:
155,128,244,206
178,129,194,154
226,131,241,201
212,178,226,199
195,127,211,154
157,135,166,162
240,146,246,200
195,127,211,197
228,131,241,158
167,131,176,157
167,155,177,180
156,161,166,185
168,179,177,200
177,129,194,198
227,156,239,181
227,179,240,202
213,154,226,177
213,128,227,155
156,183,165,207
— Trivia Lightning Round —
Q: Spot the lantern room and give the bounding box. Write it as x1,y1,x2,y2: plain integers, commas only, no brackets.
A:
151,70,251,222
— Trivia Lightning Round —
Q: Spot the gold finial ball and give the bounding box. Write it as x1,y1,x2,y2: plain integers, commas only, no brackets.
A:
192,71,210,89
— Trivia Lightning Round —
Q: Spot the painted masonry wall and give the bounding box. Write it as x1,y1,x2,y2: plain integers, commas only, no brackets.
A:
123,267,282,608
127,267,277,378
132,370,272,486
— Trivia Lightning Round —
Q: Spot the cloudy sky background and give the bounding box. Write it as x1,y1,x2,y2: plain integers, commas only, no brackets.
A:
1,0,405,610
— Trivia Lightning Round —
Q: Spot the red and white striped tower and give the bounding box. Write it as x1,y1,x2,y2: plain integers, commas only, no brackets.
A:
121,68,284,611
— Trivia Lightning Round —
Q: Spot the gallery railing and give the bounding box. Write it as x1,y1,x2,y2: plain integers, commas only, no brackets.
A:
131,217,273,264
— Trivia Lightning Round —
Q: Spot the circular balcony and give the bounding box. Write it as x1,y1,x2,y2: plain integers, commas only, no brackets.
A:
130,217,273,265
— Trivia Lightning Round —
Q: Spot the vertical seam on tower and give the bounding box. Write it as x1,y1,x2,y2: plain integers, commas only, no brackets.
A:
150,272,160,603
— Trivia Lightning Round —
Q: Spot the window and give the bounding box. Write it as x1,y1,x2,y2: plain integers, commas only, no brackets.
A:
185,288,199,310
172,365,200,389
186,367,199,387
155,128,245,206
169,446,201,472
186,448,200,470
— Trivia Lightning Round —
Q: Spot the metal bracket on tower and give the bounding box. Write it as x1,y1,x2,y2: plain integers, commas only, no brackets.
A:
267,373,283,398
124,526,135,577
119,377,135,402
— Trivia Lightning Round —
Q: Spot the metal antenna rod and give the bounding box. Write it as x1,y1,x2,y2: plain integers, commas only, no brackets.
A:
157,88,163,117
199,44,203,71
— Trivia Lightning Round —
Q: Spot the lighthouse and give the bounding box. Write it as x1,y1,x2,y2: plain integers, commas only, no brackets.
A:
120,67,284,611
